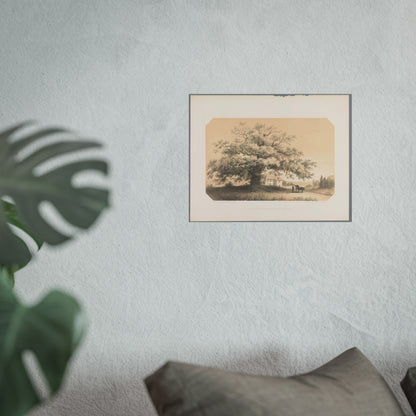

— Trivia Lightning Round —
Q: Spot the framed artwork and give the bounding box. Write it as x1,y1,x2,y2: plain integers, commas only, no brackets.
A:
189,94,351,222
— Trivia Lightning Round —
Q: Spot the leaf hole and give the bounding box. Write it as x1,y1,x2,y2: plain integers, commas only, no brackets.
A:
72,169,108,188
23,350,51,400
15,134,72,162
8,224,40,255
34,149,106,177
39,201,79,238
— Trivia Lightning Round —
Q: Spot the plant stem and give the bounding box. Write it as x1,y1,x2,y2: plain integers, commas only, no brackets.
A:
0,266,15,288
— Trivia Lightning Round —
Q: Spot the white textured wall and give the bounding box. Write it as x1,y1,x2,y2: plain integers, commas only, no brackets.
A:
1,1,416,415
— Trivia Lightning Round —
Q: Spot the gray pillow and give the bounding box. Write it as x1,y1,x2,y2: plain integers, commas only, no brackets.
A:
401,367,416,414
145,348,404,416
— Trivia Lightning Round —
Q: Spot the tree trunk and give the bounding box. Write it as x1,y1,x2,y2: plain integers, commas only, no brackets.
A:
250,175,262,187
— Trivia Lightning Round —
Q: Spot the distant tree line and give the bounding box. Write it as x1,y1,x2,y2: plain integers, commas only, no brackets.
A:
314,175,334,189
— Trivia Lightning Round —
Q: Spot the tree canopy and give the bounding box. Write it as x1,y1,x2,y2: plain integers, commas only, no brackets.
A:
207,123,316,186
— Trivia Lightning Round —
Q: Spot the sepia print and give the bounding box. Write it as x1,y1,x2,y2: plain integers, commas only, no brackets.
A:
190,94,350,222
206,118,334,202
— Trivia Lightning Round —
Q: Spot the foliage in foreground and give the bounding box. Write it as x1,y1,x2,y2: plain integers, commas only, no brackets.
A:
0,122,109,416
0,271,85,416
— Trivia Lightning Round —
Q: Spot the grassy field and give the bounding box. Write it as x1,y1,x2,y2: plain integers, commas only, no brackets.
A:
206,185,334,201
307,187,334,196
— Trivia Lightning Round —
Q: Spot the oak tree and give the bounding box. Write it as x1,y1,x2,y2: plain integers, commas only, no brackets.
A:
208,123,316,186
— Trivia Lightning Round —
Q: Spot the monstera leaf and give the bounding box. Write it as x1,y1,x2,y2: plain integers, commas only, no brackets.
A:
0,274,86,416
1,200,43,283
0,122,109,269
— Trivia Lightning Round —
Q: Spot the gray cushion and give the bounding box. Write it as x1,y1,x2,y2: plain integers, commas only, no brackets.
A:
401,367,416,414
145,348,404,416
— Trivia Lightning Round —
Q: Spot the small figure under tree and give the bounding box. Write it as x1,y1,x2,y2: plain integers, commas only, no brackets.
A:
207,123,316,186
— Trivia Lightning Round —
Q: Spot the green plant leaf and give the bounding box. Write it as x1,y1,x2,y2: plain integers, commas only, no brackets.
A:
0,274,86,416
2,200,43,250
0,122,109,269
0,265,14,287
